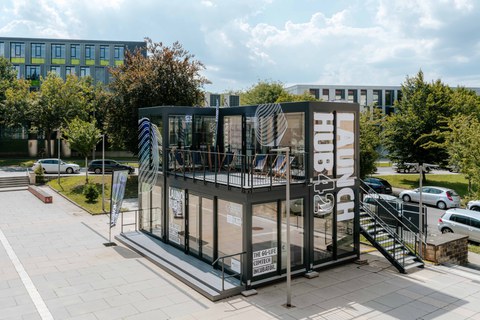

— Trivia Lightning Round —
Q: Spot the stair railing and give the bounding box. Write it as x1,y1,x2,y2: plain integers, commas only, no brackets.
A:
359,181,426,260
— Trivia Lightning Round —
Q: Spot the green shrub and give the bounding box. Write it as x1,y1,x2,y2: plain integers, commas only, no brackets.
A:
83,183,99,203
34,164,46,184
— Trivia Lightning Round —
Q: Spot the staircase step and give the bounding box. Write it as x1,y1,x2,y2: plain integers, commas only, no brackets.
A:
403,261,424,270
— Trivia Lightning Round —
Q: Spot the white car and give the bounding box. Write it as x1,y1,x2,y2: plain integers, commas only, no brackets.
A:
399,186,460,210
467,200,480,212
32,158,80,174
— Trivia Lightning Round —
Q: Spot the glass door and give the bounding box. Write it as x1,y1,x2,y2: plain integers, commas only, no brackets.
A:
187,194,214,262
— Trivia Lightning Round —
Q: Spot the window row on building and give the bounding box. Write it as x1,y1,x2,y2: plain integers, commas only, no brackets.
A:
0,37,145,87
14,64,107,84
0,41,126,67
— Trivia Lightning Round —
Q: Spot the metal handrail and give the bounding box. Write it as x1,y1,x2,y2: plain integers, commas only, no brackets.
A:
212,251,247,291
360,184,426,235
360,200,422,260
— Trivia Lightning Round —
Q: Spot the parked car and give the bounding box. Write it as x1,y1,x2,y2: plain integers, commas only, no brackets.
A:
87,159,135,174
363,177,393,194
393,162,418,173
32,158,80,174
467,200,480,212
399,186,460,210
438,208,480,242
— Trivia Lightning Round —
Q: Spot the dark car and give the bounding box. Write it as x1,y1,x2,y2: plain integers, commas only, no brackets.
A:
87,159,134,174
363,177,392,194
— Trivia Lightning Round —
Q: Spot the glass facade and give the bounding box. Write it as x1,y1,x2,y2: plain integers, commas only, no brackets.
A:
218,199,243,269
137,102,360,286
252,202,278,277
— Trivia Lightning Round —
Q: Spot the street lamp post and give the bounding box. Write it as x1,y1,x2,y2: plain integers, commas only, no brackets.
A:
102,134,105,212
418,164,423,257
272,147,292,308
57,130,61,185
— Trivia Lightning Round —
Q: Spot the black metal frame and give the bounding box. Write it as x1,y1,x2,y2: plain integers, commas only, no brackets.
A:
137,101,360,287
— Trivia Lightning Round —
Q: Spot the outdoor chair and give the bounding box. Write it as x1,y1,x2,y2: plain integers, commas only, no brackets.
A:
220,151,237,172
172,149,186,172
272,154,295,179
251,154,268,175
188,151,204,171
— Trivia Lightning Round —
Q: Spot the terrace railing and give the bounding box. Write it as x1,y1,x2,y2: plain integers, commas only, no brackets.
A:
166,148,307,191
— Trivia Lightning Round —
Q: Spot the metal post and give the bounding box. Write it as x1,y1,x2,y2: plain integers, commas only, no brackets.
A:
272,147,292,308
57,130,61,185
102,134,105,212
418,164,423,257
285,148,291,307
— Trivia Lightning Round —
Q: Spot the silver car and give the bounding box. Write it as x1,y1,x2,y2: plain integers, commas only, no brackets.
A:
399,186,460,210
438,208,480,242
467,200,480,212
32,158,80,174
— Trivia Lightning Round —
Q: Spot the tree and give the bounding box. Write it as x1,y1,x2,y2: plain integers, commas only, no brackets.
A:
1,79,35,129
276,91,319,103
106,38,209,154
382,70,453,180
443,114,480,197
240,80,287,105
0,57,17,102
359,109,382,178
32,73,96,157
63,117,101,183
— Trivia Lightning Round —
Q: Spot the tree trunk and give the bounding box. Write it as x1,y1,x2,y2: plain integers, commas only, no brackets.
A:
422,170,427,183
45,129,52,157
85,156,89,183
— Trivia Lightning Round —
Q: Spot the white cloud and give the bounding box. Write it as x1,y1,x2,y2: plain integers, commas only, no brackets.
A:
1,0,480,92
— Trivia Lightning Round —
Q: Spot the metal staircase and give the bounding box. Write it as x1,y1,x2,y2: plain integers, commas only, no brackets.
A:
359,182,425,273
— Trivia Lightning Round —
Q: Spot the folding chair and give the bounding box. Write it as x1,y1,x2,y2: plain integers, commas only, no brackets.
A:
272,155,294,179
189,151,204,171
221,151,237,172
172,149,186,171
252,154,268,175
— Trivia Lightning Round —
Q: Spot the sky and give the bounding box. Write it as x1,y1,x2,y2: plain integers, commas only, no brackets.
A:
1,0,480,93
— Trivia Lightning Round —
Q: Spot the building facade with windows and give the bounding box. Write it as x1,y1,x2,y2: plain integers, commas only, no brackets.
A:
0,37,145,88
286,84,480,115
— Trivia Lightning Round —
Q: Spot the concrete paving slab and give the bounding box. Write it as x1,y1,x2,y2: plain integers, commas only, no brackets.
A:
2,189,480,319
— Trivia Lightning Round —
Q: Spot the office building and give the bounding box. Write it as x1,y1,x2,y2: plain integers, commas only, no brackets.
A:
0,36,145,88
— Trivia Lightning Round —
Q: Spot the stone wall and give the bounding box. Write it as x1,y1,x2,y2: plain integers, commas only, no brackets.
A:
424,233,468,265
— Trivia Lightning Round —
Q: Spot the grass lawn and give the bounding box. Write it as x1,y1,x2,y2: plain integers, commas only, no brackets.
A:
47,175,138,215
374,174,469,198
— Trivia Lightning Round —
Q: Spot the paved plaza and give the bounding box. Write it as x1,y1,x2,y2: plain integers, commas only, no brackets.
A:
2,188,480,319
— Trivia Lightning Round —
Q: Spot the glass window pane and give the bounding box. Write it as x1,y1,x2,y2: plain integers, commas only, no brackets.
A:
218,199,243,270
189,194,200,255
168,187,185,247
281,199,304,269
201,198,214,261
252,202,278,277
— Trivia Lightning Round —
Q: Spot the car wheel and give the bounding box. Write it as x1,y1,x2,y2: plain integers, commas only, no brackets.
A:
66,167,73,174
402,195,411,202
441,228,453,234
471,206,480,212
94,168,102,174
437,201,447,210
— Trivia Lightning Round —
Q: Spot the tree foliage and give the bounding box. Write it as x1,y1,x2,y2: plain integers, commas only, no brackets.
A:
276,91,319,103
383,70,453,168
0,57,17,102
30,73,97,156
106,38,209,154
359,109,382,178
63,117,101,183
240,80,287,104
